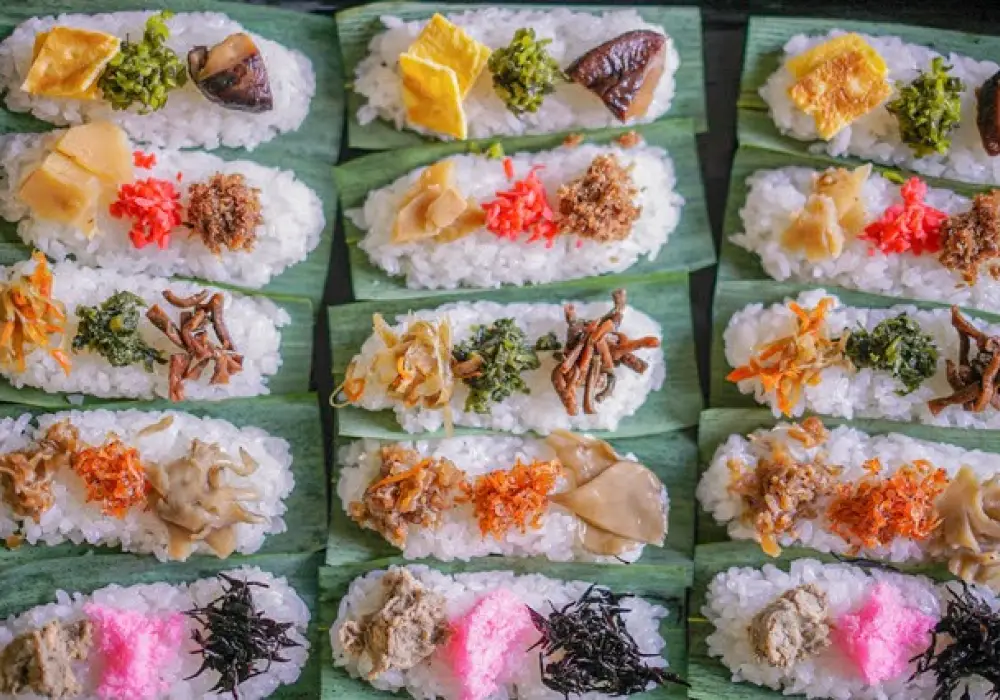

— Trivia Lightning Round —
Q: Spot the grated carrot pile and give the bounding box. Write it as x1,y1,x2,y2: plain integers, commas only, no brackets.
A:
726,298,848,416
463,459,562,540
826,458,949,549
0,252,70,375
71,437,150,518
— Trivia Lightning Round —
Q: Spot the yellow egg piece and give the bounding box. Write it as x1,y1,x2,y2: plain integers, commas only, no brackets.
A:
786,33,887,80
406,14,490,98
22,27,120,99
399,54,467,140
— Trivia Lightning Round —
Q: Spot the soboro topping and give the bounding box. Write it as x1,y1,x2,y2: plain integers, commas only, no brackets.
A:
187,173,263,254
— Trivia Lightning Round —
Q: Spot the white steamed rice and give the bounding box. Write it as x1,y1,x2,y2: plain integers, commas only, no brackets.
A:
0,566,310,700
703,558,998,699
330,565,670,700
0,131,325,289
698,421,1000,562
0,11,315,151
5,258,289,401
354,143,683,290
0,408,293,561
338,436,666,563
347,299,665,434
724,288,1000,428
761,30,1000,185
732,166,1000,311
354,9,679,140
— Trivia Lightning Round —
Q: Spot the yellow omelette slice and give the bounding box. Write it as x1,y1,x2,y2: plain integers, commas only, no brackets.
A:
400,54,467,140
786,34,887,79
406,14,490,98
22,27,120,99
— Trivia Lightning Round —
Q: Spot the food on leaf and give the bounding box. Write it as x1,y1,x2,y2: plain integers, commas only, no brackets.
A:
929,306,1000,415
860,176,947,256
452,317,541,413
566,30,667,121
749,584,831,669
186,172,263,253
71,435,150,518
22,27,120,99
488,28,563,116
110,176,183,249
976,70,1000,156
19,152,102,235
786,33,892,140
0,620,92,699
188,33,273,113
73,291,165,370
887,57,964,157
0,421,78,523
407,14,489,99
939,190,1000,283
544,430,618,485
930,466,1000,590
843,313,938,393
462,459,562,540
54,122,133,187
400,54,467,140
392,160,485,244
557,154,641,242
781,164,871,261
98,12,187,113
0,253,70,375
482,158,559,245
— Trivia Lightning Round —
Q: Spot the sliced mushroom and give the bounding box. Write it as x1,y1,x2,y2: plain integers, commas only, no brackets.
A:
544,430,619,485
579,524,641,557
188,33,273,113
566,30,667,121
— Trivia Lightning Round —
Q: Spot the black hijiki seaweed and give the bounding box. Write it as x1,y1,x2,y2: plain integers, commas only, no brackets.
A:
185,573,300,699
910,581,1000,700
526,585,688,698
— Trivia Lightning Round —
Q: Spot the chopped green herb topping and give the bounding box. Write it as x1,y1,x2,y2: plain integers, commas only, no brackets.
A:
882,169,907,185
843,313,938,393
99,11,188,113
534,331,561,352
452,318,541,413
887,57,964,158
485,142,505,160
488,28,564,116
73,291,165,371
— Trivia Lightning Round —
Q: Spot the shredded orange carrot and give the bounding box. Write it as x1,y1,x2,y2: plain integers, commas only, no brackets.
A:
71,437,150,518
0,253,69,375
827,458,949,550
726,298,848,416
463,459,562,540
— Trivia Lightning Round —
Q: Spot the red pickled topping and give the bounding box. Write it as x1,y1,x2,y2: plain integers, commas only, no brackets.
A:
109,177,183,250
132,150,157,169
482,158,560,246
861,177,948,256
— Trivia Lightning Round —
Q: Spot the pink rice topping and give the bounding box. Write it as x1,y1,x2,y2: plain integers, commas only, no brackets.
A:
447,589,534,700
833,582,935,685
84,604,185,699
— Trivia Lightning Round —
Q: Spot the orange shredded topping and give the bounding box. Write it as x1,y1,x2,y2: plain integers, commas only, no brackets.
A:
463,459,562,540
827,458,949,549
0,253,69,375
71,437,150,518
726,298,848,416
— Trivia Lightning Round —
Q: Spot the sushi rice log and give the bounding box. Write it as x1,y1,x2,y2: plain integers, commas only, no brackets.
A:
0,11,315,151
343,298,665,434
1,257,288,402
0,131,325,290
354,8,679,141
762,30,1000,186
337,435,668,563
723,288,1000,429
0,566,310,699
329,564,673,699
733,166,1000,312
701,555,995,700
353,143,683,291
0,408,292,562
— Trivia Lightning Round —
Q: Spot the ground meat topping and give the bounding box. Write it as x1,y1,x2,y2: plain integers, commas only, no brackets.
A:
0,620,92,699
186,173,262,254
939,190,1000,284
557,154,640,242
748,584,832,670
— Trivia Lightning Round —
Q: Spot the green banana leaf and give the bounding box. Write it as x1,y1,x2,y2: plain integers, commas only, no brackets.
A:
0,292,313,408
688,541,953,700
0,550,323,699
336,2,707,150
319,555,693,699
327,428,698,565
709,279,1000,408
335,119,714,300
0,0,343,305
328,273,703,440
0,393,326,563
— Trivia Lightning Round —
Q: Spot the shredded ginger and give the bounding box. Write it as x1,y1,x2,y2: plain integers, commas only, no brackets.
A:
482,158,560,246
71,436,150,517
464,458,562,540
861,177,947,256
0,252,70,375
110,176,183,249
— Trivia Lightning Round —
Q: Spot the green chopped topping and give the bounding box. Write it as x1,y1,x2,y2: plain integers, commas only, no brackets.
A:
843,313,938,394
98,11,188,114
534,331,561,352
73,291,165,371
882,169,907,185
453,318,541,413
887,57,964,158
488,28,564,116
485,142,505,160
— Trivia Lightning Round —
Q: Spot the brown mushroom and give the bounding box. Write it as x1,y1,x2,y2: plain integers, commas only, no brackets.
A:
188,33,273,113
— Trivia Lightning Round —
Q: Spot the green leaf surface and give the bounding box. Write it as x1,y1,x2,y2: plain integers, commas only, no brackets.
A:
336,2,707,150
319,555,692,699
335,120,714,300
0,550,323,699
0,292,314,407
0,393,326,562
327,428,697,565
0,0,343,305
328,273,702,440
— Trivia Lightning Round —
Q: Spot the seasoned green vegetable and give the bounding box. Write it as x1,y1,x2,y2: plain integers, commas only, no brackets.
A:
73,291,165,370
488,29,564,116
485,142,505,160
98,11,188,113
887,57,964,158
534,331,562,352
843,313,938,393
452,318,541,413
